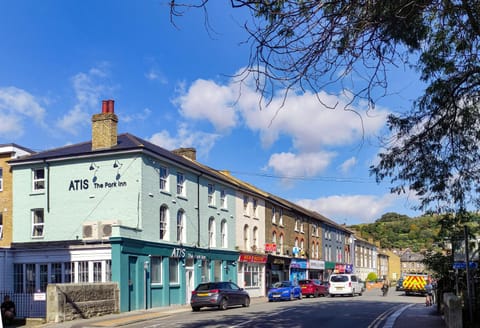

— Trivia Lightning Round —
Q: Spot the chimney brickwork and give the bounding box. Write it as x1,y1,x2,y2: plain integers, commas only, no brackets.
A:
92,100,118,150
172,147,196,161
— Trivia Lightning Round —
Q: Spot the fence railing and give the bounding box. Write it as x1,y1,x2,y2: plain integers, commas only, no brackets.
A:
0,291,46,318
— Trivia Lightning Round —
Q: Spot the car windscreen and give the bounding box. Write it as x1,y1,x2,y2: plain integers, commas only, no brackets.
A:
330,275,349,283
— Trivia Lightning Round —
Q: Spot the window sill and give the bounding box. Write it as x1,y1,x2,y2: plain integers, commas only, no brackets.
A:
176,194,188,201
160,190,172,196
30,190,45,196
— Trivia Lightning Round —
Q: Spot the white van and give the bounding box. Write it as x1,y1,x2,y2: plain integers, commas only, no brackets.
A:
328,274,363,297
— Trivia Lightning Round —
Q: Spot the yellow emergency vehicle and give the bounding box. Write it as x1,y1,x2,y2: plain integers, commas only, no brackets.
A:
402,273,428,295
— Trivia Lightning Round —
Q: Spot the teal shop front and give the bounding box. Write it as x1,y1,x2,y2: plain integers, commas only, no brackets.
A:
111,237,239,312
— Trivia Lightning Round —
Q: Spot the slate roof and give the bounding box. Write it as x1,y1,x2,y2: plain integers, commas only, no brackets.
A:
7,133,234,185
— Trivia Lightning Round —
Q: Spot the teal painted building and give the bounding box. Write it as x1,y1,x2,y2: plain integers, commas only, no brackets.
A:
8,101,239,312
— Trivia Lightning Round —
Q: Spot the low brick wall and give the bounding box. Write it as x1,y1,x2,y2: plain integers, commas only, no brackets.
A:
443,292,462,328
46,283,119,323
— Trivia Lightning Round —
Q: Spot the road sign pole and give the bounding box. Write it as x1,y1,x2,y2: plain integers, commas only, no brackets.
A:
464,225,474,324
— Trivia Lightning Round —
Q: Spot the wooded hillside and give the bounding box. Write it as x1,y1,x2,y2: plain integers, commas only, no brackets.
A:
348,212,441,252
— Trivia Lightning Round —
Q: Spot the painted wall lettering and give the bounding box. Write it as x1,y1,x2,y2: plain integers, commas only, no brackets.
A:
68,179,89,191
93,181,127,189
171,248,186,258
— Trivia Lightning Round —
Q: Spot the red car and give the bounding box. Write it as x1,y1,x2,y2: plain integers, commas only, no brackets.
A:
299,279,329,297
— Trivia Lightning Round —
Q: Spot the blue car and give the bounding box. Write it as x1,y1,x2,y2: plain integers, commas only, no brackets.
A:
268,281,302,301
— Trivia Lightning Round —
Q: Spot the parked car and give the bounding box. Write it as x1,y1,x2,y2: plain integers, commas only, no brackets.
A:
299,279,329,297
328,274,363,297
190,281,250,311
268,281,302,301
396,278,404,291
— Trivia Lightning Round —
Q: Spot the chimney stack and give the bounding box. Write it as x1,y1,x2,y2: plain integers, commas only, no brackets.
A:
172,147,196,161
92,99,118,150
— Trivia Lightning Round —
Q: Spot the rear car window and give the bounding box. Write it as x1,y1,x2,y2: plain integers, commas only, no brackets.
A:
299,280,310,284
330,275,349,282
196,283,221,291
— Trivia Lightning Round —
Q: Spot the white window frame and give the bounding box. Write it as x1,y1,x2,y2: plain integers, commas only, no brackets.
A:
208,183,215,206
279,208,283,226
32,168,45,192
243,225,250,250
272,207,276,224
176,210,185,243
253,226,258,249
176,172,185,196
31,208,44,238
220,189,226,208
252,198,258,218
243,195,249,214
221,219,227,248
160,205,168,240
159,166,169,191
279,234,284,255
208,217,216,247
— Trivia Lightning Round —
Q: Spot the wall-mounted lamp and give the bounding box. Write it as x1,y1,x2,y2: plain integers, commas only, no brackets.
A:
89,162,99,171
231,261,237,267
113,160,122,168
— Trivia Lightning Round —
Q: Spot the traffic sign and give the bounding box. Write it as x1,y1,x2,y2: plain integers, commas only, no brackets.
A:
453,261,478,269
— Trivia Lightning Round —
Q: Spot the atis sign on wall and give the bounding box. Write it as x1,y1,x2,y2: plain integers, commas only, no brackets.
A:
68,178,127,191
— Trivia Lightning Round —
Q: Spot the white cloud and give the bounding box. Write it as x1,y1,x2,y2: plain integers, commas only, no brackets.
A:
296,194,398,223
267,151,336,178
173,73,389,174
175,75,389,150
0,87,46,138
175,79,238,131
148,123,220,158
56,65,112,134
340,157,357,174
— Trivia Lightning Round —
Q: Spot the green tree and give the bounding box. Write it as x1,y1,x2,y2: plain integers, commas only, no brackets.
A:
366,272,378,282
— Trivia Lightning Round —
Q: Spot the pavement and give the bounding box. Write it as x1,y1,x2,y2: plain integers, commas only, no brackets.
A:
6,295,445,328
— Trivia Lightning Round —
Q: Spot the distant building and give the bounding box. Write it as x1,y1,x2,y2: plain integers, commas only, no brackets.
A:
384,249,401,281
400,249,426,274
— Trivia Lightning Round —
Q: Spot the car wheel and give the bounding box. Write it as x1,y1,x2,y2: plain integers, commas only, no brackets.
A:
289,292,294,301
219,298,228,310
192,307,200,312
243,297,250,307
314,291,319,298
298,292,302,300
330,294,335,297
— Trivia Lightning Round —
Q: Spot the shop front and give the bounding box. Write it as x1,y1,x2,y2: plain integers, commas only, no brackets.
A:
111,237,239,312
265,255,291,293
237,253,267,297
289,258,307,284
308,259,325,280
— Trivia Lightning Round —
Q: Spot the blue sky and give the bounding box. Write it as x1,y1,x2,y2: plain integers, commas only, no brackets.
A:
0,1,424,224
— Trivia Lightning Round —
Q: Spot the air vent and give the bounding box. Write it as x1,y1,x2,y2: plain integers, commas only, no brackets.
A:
82,222,99,240
100,220,120,239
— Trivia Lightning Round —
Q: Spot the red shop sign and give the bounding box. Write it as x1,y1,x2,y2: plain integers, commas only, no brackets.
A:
239,254,268,263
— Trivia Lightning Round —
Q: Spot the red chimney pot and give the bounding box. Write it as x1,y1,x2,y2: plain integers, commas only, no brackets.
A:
107,100,115,113
102,100,108,113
